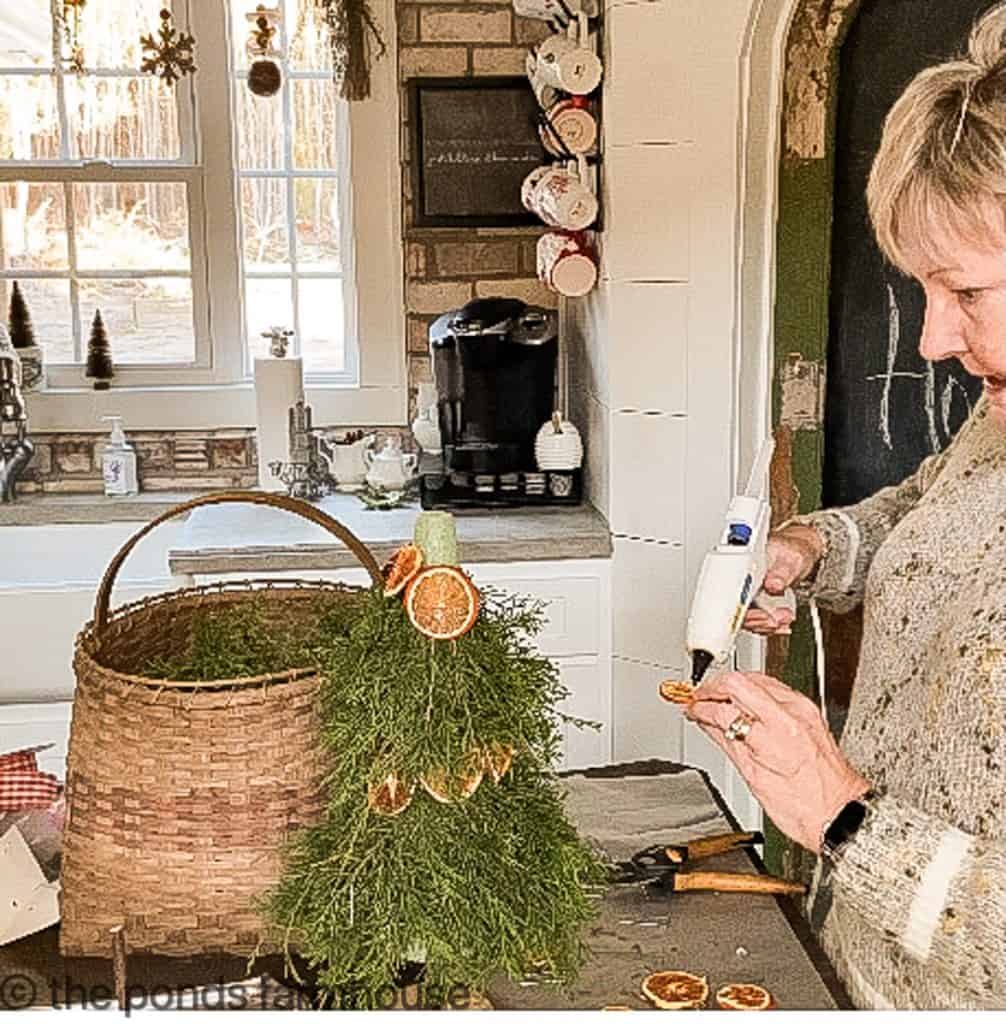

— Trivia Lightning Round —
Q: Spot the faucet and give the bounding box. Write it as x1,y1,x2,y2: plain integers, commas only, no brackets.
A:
0,329,33,502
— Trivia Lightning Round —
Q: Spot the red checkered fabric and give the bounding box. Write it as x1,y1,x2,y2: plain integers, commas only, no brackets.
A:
0,745,62,811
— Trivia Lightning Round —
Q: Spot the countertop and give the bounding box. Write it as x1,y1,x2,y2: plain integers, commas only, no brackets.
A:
0,491,205,527
166,492,612,575
0,761,847,1010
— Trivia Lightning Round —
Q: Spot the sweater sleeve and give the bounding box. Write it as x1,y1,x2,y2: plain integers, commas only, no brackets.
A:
828,791,1006,1002
781,414,976,614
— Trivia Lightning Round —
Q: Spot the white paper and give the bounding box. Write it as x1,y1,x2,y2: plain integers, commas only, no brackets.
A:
0,826,61,945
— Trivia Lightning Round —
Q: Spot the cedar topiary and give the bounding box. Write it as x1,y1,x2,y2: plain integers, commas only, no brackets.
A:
258,584,607,1007
85,309,114,390
8,281,35,350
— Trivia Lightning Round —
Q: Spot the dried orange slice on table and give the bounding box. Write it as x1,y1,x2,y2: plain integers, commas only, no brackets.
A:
382,543,424,597
715,983,774,1011
404,565,480,640
641,970,709,1010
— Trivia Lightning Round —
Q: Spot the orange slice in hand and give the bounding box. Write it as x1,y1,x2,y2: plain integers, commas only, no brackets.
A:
659,679,696,705
367,773,415,816
382,543,424,597
715,983,773,1011
404,565,480,640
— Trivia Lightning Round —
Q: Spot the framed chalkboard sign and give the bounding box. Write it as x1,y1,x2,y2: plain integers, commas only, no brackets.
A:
408,77,548,228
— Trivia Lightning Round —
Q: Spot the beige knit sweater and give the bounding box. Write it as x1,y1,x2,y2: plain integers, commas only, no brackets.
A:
791,394,1006,1010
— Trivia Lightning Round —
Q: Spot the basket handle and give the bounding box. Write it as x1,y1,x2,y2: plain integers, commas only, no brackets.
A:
93,490,384,636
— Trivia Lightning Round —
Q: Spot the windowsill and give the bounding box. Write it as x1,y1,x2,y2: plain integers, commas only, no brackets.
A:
24,381,407,432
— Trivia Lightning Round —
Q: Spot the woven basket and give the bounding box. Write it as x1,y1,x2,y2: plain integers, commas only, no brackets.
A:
58,492,383,959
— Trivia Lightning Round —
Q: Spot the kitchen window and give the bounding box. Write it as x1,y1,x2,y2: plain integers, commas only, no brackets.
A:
0,0,403,430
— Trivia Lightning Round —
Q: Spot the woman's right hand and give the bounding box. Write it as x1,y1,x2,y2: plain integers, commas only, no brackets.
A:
742,524,825,636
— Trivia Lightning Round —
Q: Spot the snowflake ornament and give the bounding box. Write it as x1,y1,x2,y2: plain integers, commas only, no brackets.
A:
140,8,197,87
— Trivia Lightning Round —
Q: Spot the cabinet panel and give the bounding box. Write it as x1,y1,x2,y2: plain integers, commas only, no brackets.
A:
612,537,686,667
612,656,683,762
558,658,611,771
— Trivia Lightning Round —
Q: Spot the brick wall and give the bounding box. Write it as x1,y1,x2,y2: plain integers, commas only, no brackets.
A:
397,0,556,419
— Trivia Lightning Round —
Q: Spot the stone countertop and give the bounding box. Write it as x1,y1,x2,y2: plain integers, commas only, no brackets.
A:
167,492,612,575
0,491,205,527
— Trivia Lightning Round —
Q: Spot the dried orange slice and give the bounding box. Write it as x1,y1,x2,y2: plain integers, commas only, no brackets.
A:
404,565,480,640
641,971,708,1010
715,983,773,1011
420,750,484,803
382,543,424,597
659,679,696,705
483,742,514,783
367,773,415,816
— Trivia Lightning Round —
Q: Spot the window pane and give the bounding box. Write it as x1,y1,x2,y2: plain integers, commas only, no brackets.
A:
0,183,69,271
299,278,344,372
0,0,53,68
76,0,167,70
241,178,291,272
292,79,337,170
245,278,293,362
294,178,340,271
287,0,333,71
1,278,73,363
235,85,286,170
66,76,180,161
78,277,194,363
0,75,60,159
230,0,256,73
73,182,190,272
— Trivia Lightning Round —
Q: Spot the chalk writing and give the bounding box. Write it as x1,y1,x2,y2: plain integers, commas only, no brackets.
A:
866,284,972,455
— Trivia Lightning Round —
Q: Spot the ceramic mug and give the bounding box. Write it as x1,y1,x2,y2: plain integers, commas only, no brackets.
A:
539,96,597,157
526,50,561,111
534,19,602,95
521,158,598,231
537,229,598,297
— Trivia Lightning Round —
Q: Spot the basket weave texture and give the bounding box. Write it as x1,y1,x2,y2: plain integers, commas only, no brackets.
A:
58,492,382,959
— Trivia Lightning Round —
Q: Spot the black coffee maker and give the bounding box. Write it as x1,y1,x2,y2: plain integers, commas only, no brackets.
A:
421,297,580,508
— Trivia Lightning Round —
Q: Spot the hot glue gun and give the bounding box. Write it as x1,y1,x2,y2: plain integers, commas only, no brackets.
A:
685,437,797,684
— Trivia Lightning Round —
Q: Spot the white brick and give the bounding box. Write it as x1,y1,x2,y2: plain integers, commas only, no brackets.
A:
420,8,511,43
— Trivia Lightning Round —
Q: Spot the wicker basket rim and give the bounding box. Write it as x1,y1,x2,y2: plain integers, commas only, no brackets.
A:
75,576,362,691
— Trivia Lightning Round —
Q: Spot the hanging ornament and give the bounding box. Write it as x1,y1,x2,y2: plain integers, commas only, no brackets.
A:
317,0,387,101
60,0,87,75
246,4,283,98
139,8,197,87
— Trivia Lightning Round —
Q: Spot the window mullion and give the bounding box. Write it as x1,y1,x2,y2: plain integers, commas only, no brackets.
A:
281,49,299,357
189,0,244,382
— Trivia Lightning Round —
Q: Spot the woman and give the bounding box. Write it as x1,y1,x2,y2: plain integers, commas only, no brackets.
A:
686,3,1006,1009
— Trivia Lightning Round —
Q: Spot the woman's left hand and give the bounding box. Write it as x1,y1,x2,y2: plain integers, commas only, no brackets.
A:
684,671,871,853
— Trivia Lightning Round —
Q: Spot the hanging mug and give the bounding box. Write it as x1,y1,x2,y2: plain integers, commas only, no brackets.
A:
537,230,598,297
534,14,602,95
512,0,570,21
526,50,561,110
521,156,598,231
539,96,598,157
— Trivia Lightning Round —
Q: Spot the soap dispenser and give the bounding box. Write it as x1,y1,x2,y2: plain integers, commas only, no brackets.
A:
101,415,139,496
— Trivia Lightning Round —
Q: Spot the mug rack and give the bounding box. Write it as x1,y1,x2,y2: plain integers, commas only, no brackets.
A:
516,0,603,282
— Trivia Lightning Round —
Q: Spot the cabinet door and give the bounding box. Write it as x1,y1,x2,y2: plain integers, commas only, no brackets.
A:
558,658,610,771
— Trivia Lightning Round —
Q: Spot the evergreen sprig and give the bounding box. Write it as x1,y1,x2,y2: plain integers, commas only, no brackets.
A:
259,585,607,1003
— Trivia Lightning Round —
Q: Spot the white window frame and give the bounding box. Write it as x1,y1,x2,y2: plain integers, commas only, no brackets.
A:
5,0,404,431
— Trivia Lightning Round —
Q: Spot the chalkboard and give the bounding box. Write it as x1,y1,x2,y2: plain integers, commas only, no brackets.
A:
408,77,547,228
824,0,992,508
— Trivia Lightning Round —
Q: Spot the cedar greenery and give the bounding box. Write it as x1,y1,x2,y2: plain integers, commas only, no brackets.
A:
258,585,607,1004
84,308,114,390
139,593,362,681
8,281,36,350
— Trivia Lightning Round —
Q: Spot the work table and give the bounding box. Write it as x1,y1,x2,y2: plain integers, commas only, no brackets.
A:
166,492,612,576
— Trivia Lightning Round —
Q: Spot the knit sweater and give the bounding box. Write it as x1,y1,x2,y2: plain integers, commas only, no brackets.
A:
788,394,1006,1009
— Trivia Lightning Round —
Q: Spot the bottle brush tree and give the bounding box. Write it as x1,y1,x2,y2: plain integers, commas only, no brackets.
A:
85,309,114,390
8,281,36,350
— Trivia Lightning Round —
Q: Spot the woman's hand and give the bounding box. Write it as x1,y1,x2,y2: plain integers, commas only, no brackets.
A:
684,671,869,853
743,524,825,636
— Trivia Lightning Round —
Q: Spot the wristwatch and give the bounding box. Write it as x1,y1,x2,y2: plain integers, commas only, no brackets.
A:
821,790,877,864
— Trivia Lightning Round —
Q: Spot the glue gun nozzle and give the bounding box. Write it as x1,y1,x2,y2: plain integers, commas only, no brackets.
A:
691,649,714,685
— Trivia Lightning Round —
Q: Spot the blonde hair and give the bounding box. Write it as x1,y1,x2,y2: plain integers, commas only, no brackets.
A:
867,2,1006,272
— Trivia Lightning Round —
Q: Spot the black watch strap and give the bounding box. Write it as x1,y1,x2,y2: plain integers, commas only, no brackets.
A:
822,790,876,863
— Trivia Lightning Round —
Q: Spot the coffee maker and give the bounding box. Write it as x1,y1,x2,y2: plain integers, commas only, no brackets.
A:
420,297,581,509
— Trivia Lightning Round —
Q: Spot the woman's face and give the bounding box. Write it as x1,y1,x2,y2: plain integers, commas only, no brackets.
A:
900,211,1006,423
